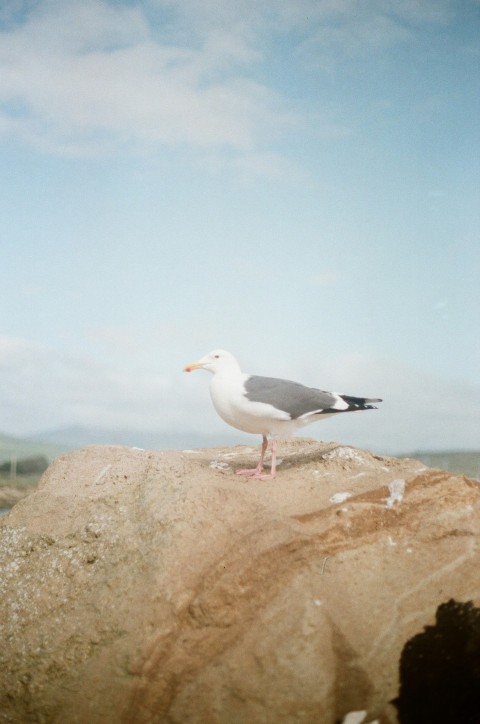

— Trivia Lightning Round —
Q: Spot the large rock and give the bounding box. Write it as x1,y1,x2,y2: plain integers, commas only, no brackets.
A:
1,439,479,723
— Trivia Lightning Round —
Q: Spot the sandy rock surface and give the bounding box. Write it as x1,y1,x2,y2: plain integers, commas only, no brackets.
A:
1,438,479,723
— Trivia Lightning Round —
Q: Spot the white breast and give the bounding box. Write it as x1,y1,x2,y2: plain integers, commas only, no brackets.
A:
209,373,290,435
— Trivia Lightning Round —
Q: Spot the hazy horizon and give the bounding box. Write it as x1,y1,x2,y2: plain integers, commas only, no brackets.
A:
1,422,479,459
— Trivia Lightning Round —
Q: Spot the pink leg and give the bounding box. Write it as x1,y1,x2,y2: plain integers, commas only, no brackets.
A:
236,436,278,480
257,439,277,480
236,435,268,477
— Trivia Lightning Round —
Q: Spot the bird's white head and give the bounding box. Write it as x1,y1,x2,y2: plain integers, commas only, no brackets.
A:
183,349,241,375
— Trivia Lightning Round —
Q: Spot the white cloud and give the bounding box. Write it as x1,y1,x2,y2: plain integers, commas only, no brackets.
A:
273,0,452,36
271,0,452,73
0,0,296,156
301,353,480,453
1,335,479,453
0,0,456,157
0,335,194,435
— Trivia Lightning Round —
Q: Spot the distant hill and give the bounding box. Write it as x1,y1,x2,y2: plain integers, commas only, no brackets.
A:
32,425,226,450
4,426,251,461
0,433,68,464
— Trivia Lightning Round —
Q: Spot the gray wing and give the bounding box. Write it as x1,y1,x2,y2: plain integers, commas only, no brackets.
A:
244,375,339,419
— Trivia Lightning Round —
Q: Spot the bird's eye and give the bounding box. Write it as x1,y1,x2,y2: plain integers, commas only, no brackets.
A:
214,354,220,359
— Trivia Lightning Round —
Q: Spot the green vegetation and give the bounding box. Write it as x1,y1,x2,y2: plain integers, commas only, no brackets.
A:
0,436,66,510
0,455,49,497
0,454,49,475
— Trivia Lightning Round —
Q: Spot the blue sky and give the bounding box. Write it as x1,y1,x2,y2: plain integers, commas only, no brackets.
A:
1,0,479,452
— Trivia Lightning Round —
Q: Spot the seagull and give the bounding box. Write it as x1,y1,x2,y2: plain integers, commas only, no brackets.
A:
184,349,382,480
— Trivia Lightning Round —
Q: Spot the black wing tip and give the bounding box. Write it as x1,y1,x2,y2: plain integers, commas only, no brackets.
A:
340,395,383,409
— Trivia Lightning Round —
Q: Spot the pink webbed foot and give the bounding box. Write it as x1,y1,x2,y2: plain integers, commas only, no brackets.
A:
235,436,277,480
236,467,264,478
255,471,277,480
235,466,277,480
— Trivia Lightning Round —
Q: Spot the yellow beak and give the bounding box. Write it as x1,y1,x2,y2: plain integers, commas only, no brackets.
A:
183,361,204,372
